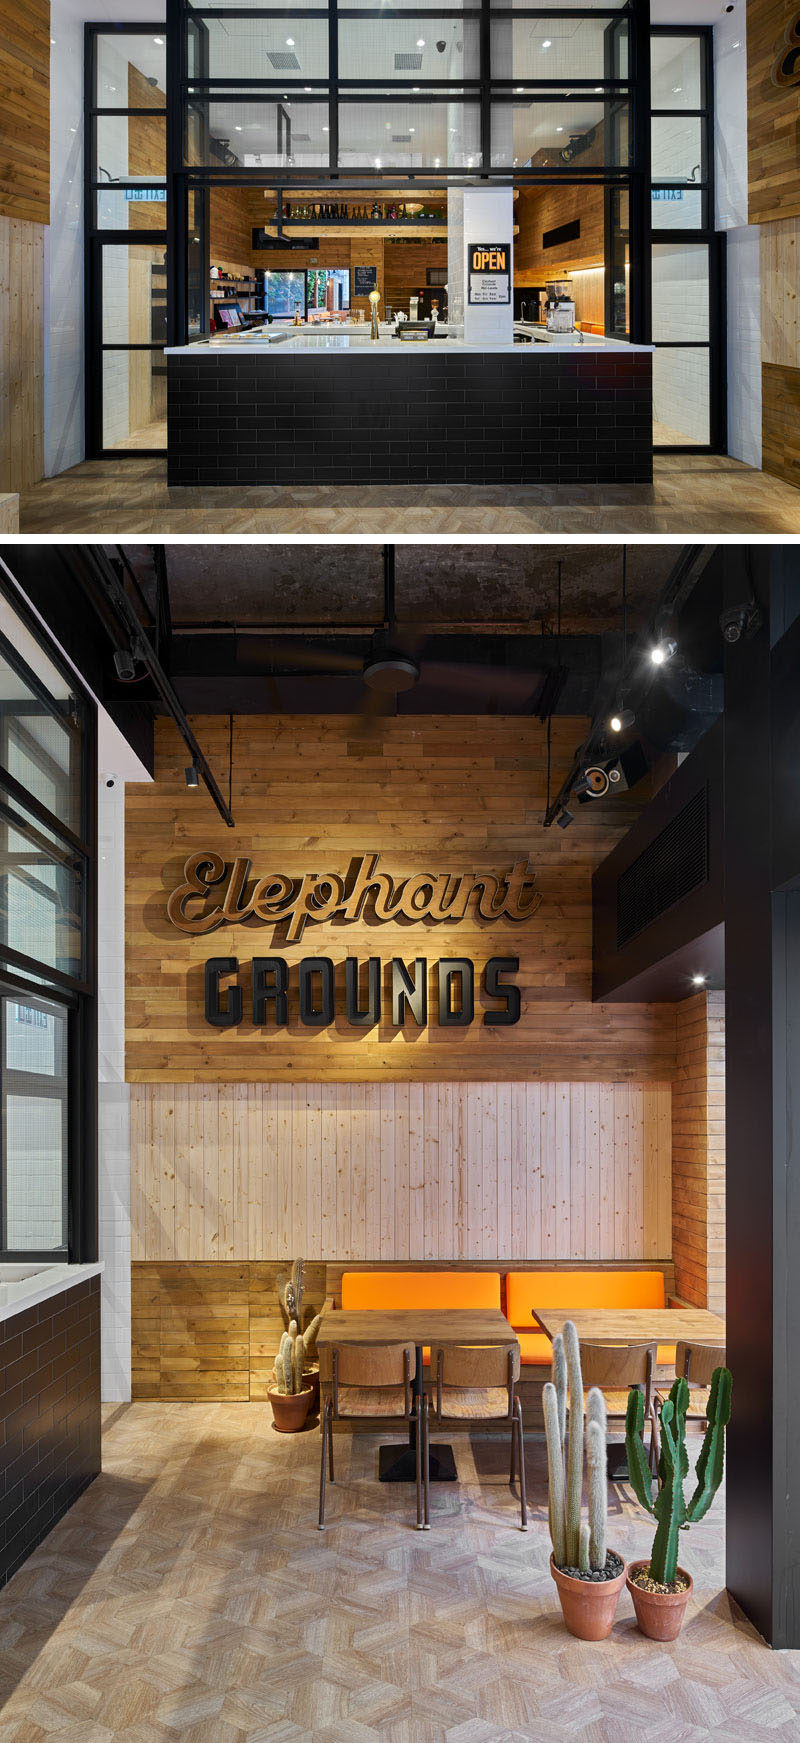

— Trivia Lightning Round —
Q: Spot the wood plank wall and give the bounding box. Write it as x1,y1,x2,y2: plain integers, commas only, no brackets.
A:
125,715,676,1083
671,991,725,1313
0,216,44,491
0,0,50,225
130,1079,673,1264
748,3,800,487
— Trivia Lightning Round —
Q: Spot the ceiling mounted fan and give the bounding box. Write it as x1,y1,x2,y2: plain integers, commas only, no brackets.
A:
232,547,568,719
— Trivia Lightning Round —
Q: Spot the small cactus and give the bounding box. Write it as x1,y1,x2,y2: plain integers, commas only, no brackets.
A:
625,1365,732,1585
543,1320,609,1575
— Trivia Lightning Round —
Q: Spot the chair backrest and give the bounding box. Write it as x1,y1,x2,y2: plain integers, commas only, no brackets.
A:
333,1341,413,1388
580,1340,657,1393
430,1342,519,1391
676,1341,726,1388
341,1270,501,1311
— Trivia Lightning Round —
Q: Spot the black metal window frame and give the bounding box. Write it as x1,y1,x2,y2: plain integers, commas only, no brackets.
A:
0,576,98,1264
84,22,169,459
650,24,725,455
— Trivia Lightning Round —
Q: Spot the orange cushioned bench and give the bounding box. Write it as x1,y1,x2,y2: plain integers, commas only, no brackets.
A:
340,1272,502,1363
505,1271,674,1367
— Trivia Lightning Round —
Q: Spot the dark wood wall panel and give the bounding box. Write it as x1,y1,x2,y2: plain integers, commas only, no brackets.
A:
747,0,800,225
762,361,800,490
0,0,50,225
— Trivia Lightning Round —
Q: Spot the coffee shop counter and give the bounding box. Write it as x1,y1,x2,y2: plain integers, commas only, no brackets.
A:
165,327,654,487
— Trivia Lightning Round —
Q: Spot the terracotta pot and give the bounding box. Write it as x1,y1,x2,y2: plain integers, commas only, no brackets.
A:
268,1386,313,1433
550,1552,627,1641
306,1366,321,1410
626,1561,693,1640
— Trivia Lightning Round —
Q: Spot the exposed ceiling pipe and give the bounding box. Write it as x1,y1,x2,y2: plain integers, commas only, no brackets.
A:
68,547,235,829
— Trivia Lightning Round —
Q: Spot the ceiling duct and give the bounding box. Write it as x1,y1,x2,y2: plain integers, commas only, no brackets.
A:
267,50,301,69
394,52,423,70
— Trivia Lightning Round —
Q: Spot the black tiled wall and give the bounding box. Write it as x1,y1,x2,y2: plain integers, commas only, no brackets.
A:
168,351,653,487
0,1277,101,1589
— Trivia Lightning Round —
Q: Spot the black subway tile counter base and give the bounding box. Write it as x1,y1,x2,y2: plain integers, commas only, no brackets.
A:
167,352,653,488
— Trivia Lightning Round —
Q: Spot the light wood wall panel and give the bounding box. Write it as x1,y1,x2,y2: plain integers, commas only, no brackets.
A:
0,0,50,225
671,991,725,1314
748,0,800,225
0,214,44,490
130,1079,673,1264
125,715,676,1083
761,218,800,489
515,183,605,287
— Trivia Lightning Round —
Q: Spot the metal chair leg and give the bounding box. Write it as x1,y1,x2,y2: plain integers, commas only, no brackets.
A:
328,1402,335,1481
422,1395,430,1528
415,1401,424,1530
509,1412,517,1483
318,1398,331,1529
515,1398,528,1531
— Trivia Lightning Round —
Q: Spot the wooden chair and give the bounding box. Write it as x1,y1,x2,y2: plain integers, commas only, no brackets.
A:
425,1343,527,1531
660,1340,727,1424
318,1342,425,1530
579,1341,660,1475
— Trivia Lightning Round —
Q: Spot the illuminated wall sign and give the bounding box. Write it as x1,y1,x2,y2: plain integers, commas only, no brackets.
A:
652,189,684,202
167,850,542,940
204,955,522,1030
772,10,800,87
467,243,511,306
124,188,167,202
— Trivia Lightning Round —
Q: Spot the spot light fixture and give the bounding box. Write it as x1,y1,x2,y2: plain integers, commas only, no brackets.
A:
692,973,707,986
650,635,677,666
556,807,574,830
185,764,200,789
609,705,635,733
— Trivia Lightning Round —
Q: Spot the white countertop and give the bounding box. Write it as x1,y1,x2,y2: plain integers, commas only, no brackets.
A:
0,1260,104,1324
166,323,654,358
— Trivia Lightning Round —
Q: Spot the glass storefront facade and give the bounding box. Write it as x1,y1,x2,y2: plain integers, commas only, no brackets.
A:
0,588,96,1260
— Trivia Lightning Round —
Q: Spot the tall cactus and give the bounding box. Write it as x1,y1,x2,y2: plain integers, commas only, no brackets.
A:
271,1260,325,1395
625,1366,732,1585
543,1321,609,1574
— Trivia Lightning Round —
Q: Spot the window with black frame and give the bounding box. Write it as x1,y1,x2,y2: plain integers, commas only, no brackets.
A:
650,27,722,451
86,24,168,455
0,598,94,1260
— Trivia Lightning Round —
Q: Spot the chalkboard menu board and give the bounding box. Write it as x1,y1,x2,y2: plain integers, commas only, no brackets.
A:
354,265,378,296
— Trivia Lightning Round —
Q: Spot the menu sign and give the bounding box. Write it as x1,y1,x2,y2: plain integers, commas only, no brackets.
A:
468,242,511,306
354,265,378,295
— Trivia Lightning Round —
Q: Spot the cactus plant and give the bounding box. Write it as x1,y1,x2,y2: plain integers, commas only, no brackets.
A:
543,1319,612,1577
271,1260,325,1396
625,1366,732,1585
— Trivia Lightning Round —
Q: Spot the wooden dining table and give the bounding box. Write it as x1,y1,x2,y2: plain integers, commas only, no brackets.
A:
531,1307,726,1350
316,1307,518,1484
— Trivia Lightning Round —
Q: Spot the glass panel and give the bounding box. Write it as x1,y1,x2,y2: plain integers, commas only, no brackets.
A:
339,99,481,168
263,268,307,318
491,16,628,84
651,114,703,183
2,995,68,1253
96,113,166,182
185,99,331,166
307,266,350,318
199,16,329,81
492,97,629,169
0,665,80,834
490,0,630,8
102,350,167,450
606,182,629,338
95,186,167,230
652,242,709,342
651,186,703,229
187,187,209,338
338,18,479,82
653,346,710,445
102,243,168,344
95,32,166,107
651,34,703,110
0,803,83,976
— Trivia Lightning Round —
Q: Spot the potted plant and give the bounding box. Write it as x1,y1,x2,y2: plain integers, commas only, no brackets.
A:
268,1259,323,1433
624,1365,732,1640
544,1320,627,1640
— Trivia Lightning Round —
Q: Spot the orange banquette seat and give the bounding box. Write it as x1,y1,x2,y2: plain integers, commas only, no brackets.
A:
505,1270,674,1367
340,1272,502,1363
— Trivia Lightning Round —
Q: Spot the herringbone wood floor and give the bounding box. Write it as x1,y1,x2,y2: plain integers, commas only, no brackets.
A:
15,454,800,534
0,1402,797,1743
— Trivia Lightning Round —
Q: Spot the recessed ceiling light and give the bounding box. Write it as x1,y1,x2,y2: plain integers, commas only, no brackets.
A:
154,36,164,46
673,85,682,93
556,126,563,133
322,124,328,131
417,38,425,47
409,126,415,133
234,125,242,131
692,973,707,986
375,157,382,167
286,37,295,46
541,39,552,49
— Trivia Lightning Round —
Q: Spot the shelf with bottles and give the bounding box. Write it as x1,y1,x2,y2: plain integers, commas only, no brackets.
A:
278,200,448,226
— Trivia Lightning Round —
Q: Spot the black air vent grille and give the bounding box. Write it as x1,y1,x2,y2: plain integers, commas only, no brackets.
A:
616,786,708,949
392,132,412,143
394,52,423,70
268,51,301,69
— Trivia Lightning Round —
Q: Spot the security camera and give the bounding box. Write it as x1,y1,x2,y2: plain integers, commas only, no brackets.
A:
106,778,115,789
720,600,762,644
436,39,446,52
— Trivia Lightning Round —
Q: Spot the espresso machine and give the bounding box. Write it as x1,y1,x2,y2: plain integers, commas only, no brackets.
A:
545,279,576,333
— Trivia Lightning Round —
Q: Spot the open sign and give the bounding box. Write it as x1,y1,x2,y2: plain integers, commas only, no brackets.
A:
468,241,511,305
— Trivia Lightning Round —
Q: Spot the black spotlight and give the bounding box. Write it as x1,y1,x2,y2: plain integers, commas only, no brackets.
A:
185,765,200,789
556,807,574,830
113,646,136,681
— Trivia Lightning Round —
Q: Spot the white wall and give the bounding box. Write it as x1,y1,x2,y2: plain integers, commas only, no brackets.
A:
713,5,761,469
462,187,514,345
45,0,165,476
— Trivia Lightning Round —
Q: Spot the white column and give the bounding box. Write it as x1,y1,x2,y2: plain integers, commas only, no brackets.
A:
462,186,514,345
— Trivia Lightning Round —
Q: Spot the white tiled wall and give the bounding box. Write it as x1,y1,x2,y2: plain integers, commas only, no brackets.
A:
98,775,131,1401
713,4,761,469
